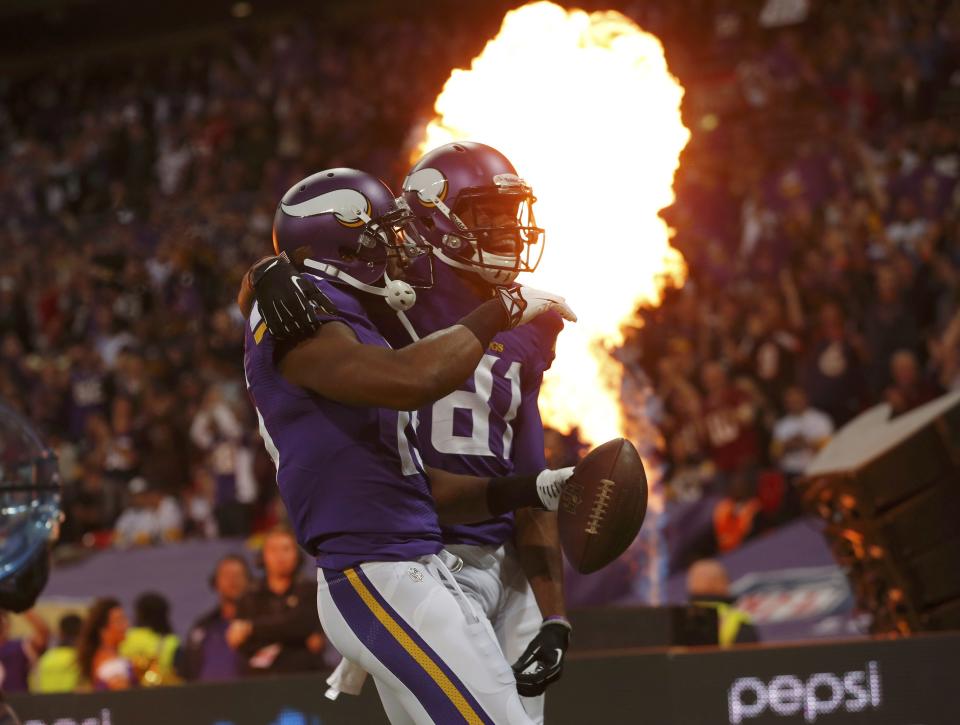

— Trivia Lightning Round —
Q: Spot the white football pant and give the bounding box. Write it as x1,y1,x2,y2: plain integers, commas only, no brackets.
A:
447,543,545,724
317,554,536,725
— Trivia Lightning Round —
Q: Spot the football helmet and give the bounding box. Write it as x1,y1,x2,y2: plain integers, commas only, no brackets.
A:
273,168,432,309
402,142,544,285
0,402,61,612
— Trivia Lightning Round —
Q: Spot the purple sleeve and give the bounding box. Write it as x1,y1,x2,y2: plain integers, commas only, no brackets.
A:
509,309,562,474
260,276,366,371
530,309,563,373
509,371,548,475
300,274,373,335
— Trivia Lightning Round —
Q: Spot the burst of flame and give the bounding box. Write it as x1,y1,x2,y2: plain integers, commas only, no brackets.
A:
417,1,689,444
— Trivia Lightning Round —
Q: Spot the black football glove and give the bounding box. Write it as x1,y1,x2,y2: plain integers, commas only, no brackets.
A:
250,252,336,341
512,619,571,697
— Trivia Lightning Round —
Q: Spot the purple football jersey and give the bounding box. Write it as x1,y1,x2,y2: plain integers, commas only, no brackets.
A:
364,263,562,547
244,275,442,569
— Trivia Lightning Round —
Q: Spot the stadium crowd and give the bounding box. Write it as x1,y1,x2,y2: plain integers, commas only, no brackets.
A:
0,0,957,620
0,528,332,693
0,8,488,547
633,0,960,565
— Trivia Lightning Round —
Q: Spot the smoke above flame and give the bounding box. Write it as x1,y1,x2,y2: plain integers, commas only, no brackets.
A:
417,1,689,445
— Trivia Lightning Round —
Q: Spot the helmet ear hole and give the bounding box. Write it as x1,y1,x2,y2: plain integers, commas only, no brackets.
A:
421,217,435,230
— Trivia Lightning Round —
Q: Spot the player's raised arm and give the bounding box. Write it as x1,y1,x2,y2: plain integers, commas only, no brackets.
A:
278,287,572,410
244,253,575,410
279,297,504,410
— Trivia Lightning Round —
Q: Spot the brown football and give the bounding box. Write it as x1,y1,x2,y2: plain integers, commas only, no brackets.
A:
558,438,648,574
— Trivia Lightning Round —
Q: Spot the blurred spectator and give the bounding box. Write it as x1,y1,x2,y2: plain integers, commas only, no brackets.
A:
663,382,715,502
114,477,184,547
182,469,220,540
77,598,135,691
33,613,83,693
229,528,328,676
62,464,112,544
687,559,759,646
886,198,929,251
665,436,716,503
101,397,139,490
0,610,50,693
700,362,760,479
712,474,763,554
67,348,109,442
801,303,865,427
190,388,257,537
770,386,834,478
735,294,802,405
884,349,941,416
181,554,252,682
863,265,922,395
138,393,190,497
119,592,180,686
932,310,960,392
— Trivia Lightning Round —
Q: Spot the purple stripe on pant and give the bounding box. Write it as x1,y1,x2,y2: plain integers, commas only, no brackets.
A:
322,566,496,725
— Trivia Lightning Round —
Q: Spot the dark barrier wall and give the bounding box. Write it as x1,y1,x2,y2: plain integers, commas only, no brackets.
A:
551,634,960,725
10,633,960,725
8,672,388,725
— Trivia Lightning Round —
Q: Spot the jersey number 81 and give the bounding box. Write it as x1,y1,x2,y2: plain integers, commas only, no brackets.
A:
430,355,522,460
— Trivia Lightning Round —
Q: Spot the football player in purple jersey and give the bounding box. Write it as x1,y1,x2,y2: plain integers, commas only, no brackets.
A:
242,167,575,725
394,143,568,723
251,144,572,723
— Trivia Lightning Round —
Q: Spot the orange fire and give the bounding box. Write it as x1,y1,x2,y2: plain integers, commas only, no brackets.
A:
417,1,689,445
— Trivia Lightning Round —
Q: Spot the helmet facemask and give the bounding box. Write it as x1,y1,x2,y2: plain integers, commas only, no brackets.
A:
347,199,435,289
428,174,544,286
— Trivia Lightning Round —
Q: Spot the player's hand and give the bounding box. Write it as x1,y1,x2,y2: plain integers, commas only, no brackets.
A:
250,253,331,340
536,467,574,511
512,619,572,697
495,285,577,329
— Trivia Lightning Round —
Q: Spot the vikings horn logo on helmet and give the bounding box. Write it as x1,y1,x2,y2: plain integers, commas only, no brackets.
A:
280,188,372,228
402,167,448,209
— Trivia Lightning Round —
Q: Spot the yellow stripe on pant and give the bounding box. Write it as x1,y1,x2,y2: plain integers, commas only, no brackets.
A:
344,567,485,725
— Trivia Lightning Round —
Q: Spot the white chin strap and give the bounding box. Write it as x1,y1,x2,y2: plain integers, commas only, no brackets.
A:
382,275,417,311
433,246,519,285
303,257,423,343
302,259,417,311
